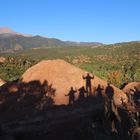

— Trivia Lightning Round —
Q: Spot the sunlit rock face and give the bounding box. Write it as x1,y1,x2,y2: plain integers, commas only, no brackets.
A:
123,82,140,95
0,78,6,87
21,59,128,105
0,57,6,64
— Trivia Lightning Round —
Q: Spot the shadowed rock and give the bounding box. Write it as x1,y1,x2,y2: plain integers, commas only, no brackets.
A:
21,59,128,105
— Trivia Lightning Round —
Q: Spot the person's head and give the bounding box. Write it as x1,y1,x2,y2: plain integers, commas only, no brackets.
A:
87,73,90,76
107,83,110,86
98,84,101,88
81,86,85,90
70,87,73,90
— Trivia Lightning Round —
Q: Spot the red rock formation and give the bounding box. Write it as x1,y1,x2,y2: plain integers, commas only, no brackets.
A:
0,78,6,86
123,82,140,95
0,57,6,64
21,59,128,105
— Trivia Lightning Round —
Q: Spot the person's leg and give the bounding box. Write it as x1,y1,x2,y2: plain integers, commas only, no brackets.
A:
69,98,71,105
86,85,88,97
89,85,92,96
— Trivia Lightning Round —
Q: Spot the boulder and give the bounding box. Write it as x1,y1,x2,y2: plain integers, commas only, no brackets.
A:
123,82,140,95
0,57,6,64
21,59,128,105
0,78,6,87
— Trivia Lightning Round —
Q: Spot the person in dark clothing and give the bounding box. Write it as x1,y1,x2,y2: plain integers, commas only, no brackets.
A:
83,73,94,96
133,87,140,106
65,87,77,105
105,83,114,101
78,86,86,100
96,84,104,97
105,83,115,113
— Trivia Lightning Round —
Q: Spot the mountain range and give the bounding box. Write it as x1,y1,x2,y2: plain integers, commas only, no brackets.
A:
0,27,102,52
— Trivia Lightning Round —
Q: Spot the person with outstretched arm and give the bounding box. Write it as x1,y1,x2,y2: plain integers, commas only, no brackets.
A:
83,73,94,96
65,87,77,105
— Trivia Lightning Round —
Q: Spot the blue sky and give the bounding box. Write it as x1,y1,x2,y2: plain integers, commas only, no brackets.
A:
0,0,140,44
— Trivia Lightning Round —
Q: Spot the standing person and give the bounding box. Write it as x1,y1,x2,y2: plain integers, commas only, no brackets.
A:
96,84,104,97
83,73,94,96
105,83,114,111
78,86,86,100
65,87,77,105
105,83,114,101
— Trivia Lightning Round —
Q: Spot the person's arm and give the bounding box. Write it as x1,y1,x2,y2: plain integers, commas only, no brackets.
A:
91,75,94,79
65,92,70,96
84,88,86,92
74,90,77,93
83,75,86,79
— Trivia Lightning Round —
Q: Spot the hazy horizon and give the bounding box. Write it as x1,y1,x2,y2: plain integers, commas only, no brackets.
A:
0,0,140,44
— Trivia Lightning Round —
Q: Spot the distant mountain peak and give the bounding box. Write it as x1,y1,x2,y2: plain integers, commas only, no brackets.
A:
0,27,17,34
0,26,103,52
0,27,33,37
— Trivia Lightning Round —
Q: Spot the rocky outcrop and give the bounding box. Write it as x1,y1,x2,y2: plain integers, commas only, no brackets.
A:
0,78,5,87
21,59,127,106
0,57,6,64
123,82,140,94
